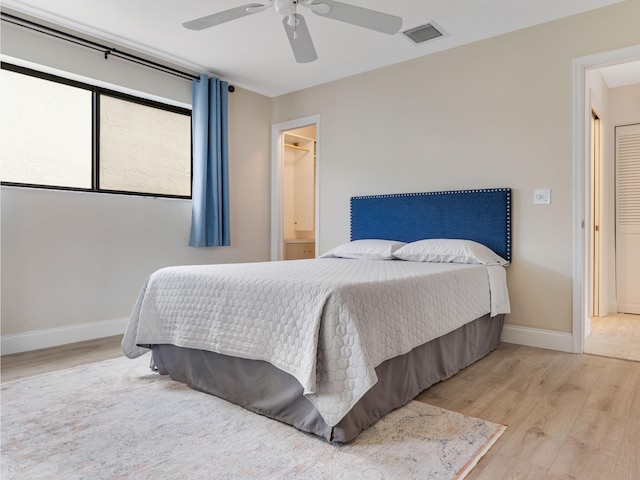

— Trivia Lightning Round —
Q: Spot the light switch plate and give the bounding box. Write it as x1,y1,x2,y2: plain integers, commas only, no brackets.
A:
534,189,551,205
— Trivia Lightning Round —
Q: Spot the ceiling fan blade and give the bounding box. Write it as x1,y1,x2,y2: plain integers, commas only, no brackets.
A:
282,14,318,63
309,0,402,35
182,4,266,30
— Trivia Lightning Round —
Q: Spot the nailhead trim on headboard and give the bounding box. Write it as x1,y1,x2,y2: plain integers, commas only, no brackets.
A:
350,188,512,262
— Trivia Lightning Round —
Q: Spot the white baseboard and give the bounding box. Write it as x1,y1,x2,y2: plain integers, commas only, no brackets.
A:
617,303,640,315
500,324,574,353
2,319,576,356
1,318,128,355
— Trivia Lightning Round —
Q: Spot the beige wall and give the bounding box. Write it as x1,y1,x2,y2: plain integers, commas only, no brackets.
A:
272,1,640,334
3,1,640,351
609,83,640,124
1,24,273,346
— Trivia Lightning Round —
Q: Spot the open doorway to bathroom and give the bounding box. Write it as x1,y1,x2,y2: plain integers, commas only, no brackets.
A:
270,115,319,261
282,125,316,260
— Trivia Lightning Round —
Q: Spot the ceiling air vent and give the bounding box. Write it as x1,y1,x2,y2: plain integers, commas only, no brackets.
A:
402,23,444,44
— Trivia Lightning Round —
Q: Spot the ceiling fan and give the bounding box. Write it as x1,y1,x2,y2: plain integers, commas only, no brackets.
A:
182,0,403,63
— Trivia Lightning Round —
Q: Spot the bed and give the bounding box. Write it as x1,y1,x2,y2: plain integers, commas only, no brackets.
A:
122,188,512,442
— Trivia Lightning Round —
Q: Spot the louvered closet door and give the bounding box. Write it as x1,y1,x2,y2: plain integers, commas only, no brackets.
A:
616,123,640,314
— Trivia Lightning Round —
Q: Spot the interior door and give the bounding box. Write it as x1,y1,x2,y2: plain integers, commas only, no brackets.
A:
591,111,601,317
615,123,640,314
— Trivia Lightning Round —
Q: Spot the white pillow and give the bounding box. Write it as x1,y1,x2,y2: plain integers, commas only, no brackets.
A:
393,239,508,266
320,239,407,260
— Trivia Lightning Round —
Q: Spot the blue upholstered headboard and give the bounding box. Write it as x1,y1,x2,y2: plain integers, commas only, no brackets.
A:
350,188,512,262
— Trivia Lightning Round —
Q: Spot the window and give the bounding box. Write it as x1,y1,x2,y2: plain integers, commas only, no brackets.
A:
0,63,192,198
0,67,93,188
99,94,191,196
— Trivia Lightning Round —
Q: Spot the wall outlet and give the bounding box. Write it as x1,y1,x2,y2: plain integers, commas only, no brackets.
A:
534,189,551,205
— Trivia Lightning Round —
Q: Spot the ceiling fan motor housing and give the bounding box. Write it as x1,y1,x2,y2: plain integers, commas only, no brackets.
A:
274,0,297,16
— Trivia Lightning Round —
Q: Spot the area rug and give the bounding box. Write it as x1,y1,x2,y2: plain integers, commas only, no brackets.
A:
1,354,505,479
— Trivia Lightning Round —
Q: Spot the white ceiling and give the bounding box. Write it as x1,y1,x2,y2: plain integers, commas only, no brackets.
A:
1,0,626,97
600,60,640,88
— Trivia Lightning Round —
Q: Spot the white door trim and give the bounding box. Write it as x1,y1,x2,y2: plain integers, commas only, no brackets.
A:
572,44,640,353
270,115,320,261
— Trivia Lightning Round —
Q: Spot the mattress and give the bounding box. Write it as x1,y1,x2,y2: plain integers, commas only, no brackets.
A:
123,257,509,427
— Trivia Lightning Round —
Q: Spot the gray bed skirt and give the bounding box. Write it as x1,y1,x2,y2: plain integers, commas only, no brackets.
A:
151,313,504,443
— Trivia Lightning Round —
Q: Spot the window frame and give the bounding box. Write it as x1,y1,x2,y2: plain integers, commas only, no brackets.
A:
0,62,193,199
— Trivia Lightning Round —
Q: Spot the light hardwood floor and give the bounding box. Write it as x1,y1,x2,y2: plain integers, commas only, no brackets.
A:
2,338,639,479
584,313,640,362
0,335,124,383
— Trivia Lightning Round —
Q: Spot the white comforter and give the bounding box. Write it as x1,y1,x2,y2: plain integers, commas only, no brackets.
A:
122,258,509,426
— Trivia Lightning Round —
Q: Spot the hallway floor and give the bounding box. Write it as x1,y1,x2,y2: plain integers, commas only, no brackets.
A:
585,312,640,362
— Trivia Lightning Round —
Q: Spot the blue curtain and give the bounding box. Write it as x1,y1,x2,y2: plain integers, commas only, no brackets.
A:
189,74,230,247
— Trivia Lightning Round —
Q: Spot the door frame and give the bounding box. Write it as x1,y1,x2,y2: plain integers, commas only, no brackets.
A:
270,115,320,261
572,44,640,353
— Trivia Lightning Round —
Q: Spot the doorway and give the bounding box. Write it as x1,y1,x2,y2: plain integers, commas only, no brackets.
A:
585,120,640,361
270,115,319,261
575,46,640,355
282,125,316,259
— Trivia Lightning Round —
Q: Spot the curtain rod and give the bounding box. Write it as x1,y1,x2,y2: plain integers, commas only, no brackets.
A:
1,12,200,82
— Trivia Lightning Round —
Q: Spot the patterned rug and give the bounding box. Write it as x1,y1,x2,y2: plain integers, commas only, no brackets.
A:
1,354,505,479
